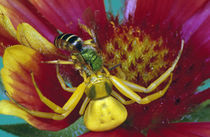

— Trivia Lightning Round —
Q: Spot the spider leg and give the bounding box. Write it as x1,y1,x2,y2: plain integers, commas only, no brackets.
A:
139,74,173,104
6,92,70,120
56,64,76,92
103,67,141,103
79,97,91,115
42,59,74,65
58,82,86,119
111,91,135,105
31,72,66,114
120,40,184,93
31,72,86,116
104,67,172,104
14,104,71,120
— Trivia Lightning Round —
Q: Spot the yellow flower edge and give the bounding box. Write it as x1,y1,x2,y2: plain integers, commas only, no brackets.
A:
1,45,39,96
0,5,17,38
16,23,57,54
0,4,56,55
0,100,34,125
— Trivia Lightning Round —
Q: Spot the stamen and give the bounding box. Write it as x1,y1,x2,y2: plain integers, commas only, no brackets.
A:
104,22,170,85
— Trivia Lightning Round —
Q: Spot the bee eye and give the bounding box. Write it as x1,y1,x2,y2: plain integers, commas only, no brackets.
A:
75,40,83,51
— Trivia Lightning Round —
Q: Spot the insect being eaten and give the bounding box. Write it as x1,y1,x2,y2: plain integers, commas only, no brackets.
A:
9,25,184,132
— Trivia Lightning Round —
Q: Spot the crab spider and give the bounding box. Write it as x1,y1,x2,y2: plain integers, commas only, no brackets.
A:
13,40,184,131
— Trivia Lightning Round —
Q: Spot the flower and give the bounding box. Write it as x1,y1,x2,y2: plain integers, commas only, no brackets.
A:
0,0,209,136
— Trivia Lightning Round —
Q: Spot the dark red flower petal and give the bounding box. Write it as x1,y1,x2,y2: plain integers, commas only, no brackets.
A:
184,16,210,60
0,0,57,42
182,2,210,42
28,0,107,37
79,128,145,137
0,26,18,56
148,122,210,137
125,0,208,29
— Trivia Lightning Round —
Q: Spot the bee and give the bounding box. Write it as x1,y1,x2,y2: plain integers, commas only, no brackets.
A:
15,30,184,131
53,33,103,75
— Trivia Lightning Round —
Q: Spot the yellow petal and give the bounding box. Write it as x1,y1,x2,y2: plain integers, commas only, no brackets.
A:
0,100,34,125
1,45,39,96
2,45,37,70
16,23,56,54
0,100,71,131
0,5,16,38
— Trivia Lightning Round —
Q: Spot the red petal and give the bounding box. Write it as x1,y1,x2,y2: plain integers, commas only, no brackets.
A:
1,45,81,130
29,0,107,35
79,128,145,137
27,116,70,131
0,0,57,42
148,122,210,137
126,0,208,29
0,26,18,56
186,16,210,60
182,2,210,42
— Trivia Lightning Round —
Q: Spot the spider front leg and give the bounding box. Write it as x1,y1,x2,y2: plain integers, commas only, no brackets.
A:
139,74,173,104
29,72,86,120
103,67,142,103
42,59,74,65
43,60,77,92
104,67,172,104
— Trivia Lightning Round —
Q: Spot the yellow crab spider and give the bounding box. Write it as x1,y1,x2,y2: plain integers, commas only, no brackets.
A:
15,40,184,132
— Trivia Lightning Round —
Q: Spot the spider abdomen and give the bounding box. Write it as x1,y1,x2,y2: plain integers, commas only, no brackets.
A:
84,96,127,131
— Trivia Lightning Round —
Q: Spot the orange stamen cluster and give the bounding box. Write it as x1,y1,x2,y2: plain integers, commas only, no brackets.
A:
103,22,170,85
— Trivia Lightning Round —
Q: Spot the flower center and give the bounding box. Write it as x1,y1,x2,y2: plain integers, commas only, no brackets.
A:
103,22,171,85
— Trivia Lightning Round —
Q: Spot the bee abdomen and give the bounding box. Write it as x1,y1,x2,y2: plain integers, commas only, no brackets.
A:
54,33,83,51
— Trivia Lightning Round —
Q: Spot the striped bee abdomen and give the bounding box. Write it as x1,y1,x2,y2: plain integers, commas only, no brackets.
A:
54,33,83,51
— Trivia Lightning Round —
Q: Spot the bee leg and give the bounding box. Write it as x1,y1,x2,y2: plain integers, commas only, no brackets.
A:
79,22,97,46
56,64,76,92
139,74,173,104
83,39,95,46
79,97,90,115
42,59,74,65
111,91,135,105
31,72,86,116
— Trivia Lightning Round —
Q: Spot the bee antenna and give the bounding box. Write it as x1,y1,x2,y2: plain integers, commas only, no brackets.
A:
56,29,63,35
109,64,121,71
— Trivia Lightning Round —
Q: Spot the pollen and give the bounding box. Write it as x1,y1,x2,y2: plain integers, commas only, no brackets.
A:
103,22,170,85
